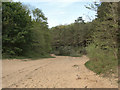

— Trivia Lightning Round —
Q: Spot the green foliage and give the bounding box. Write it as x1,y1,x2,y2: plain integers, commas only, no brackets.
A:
2,2,52,59
85,44,118,74
26,23,51,57
51,18,92,56
56,46,75,56
85,2,118,75
2,2,32,56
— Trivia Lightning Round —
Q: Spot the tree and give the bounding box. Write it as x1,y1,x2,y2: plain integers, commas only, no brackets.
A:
93,2,118,59
32,8,47,23
2,2,32,56
2,2,52,58
28,8,51,57
85,2,118,74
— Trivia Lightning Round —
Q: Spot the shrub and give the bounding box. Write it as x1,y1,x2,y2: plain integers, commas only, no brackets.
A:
85,44,118,74
57,46,75,56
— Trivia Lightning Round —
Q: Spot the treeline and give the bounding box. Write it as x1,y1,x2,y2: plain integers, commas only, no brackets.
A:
2,2,52,58
51,17,93,56
51,2,119,74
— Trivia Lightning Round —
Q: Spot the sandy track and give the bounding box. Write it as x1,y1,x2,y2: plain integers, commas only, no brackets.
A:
2,55,118,88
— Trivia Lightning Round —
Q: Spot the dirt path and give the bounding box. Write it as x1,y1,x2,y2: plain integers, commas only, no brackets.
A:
2,55,118,88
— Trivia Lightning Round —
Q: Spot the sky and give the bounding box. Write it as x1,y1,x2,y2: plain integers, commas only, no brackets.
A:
13,0,99,28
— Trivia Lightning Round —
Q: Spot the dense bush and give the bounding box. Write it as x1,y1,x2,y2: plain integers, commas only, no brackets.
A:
54,46,75,56
85,44,118,74
51,17,92,57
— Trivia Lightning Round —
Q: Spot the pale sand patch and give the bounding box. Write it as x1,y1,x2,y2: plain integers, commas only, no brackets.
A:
2,55,118,88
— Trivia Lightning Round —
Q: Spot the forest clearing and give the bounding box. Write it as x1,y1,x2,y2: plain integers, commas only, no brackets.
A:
1,0,119,89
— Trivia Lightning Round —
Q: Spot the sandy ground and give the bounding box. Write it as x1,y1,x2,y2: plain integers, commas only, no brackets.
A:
2,55,118,88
